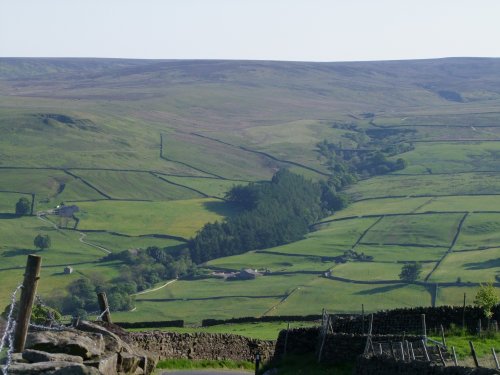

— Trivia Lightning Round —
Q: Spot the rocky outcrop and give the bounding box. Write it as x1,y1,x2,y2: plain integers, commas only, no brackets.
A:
3,321,157,375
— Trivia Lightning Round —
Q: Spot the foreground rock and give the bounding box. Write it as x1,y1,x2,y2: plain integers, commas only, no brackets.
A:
3,321,157,375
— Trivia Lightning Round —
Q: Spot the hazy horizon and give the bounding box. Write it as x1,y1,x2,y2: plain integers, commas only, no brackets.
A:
1,0,500,62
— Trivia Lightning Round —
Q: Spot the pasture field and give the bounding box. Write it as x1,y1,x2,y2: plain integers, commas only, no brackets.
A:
81,232,185,254
267,278,432,315
354,244,447,262
72,169,201,201
158,175,240,198
397,142,500,174
0,169,103,208
428,249,500,283
360,213,464,247
331,261,436,282
0,192,31,213
75,198,235,238
347,173,500,200
207,251,330,273
130,321,317,340
453,213,500,250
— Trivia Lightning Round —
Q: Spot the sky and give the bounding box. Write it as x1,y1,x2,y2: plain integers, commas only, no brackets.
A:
1,0,500,62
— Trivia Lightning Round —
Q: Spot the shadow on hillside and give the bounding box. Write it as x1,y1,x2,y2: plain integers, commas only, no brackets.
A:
2,249,40,258
354,284,406,295
0,213,20,219
203,200,238,217
464,258,500,270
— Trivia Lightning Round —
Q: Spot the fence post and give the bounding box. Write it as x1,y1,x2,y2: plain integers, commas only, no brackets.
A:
361,304,365,334
437,345,446,366
97,292,112,323
421,340,430,362
13,255,42,353
283,322,290,356
451,346,458,366
469,341,479,367
492,348,500,370
440,324,446,347
421,314,427,344
399,342,405,361
254,352,261,375
462,293,466,330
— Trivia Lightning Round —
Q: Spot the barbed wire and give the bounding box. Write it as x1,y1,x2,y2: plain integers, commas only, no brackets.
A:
1,284,22,375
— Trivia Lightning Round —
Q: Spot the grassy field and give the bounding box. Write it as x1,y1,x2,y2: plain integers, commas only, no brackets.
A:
1,58,500,332
75,198,236,238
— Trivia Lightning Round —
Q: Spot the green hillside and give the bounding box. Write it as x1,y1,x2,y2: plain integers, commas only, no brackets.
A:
1,57,500,323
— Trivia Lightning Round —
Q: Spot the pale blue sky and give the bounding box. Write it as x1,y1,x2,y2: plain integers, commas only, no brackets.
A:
1,0,500,61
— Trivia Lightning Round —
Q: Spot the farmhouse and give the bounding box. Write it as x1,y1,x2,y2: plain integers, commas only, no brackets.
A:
63,266,73,274
54,204,80,218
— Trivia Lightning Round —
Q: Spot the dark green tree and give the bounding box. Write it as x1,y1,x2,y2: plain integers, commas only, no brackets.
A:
34,234,51,250
15,197,31,216
399,262,422,282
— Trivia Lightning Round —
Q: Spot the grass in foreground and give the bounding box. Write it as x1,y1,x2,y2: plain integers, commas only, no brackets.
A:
156,358,253,371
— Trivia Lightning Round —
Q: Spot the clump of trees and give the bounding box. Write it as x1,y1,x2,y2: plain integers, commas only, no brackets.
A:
335,249,373,263
104,246,194,291
189,170,346,264
57,277,135,317
474,282,499,321
34,234,51,250
15,197,31,216
399,262,422,282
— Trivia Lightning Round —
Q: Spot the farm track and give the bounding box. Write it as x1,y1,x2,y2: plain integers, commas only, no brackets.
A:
133,279,178,296
78,232,111,254
190,132,330,177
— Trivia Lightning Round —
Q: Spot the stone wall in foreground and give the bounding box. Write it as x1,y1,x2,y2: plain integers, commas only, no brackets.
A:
129,331,276,362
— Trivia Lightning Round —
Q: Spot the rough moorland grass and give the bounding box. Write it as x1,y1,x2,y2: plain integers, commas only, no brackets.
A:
162,132,275,181
428,249,500,283
73,170,201,201
347,173,500,200
361,213,464,247
76,198,237,238
454,213,500,250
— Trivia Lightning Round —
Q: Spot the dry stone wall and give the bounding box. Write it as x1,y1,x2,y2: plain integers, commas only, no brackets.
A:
129,331,276,362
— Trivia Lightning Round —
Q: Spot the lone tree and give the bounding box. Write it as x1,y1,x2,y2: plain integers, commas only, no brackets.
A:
15,197,31,216
399,262,422,282
34,234,51,251
474,283,499,322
